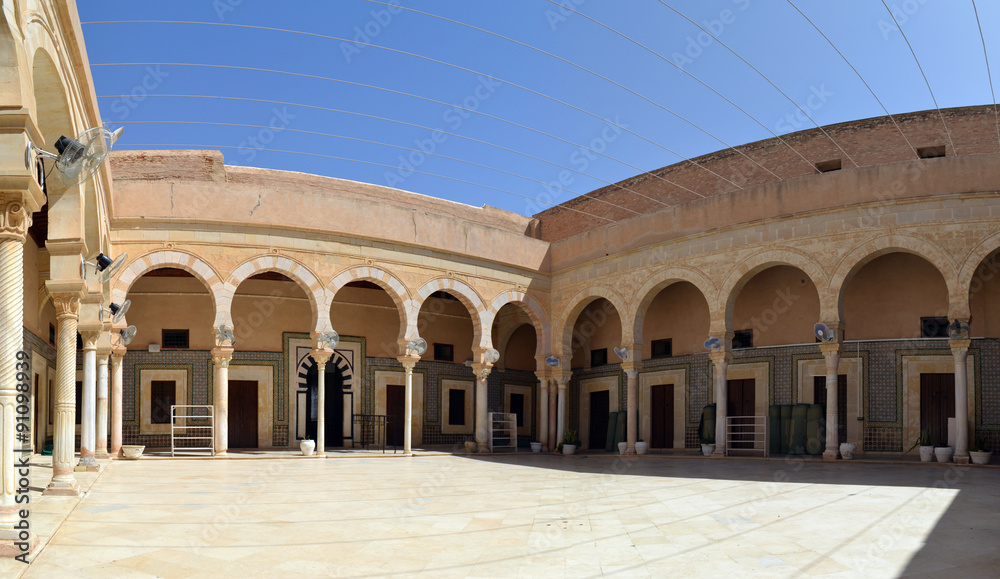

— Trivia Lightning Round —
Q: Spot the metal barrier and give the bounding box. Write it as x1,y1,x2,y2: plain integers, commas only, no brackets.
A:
352,414,396,453
171,405,215,457
726,415,768,457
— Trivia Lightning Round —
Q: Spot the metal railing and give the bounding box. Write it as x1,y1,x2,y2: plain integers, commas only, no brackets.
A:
171,405,215,457
352,414,396,453
726,415,768,457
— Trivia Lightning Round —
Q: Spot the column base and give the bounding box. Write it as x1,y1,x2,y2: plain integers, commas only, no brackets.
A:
96,451,110,459
624,448,636,456
954,454,970,465
710,449,726,458
823,450,840,461
44,479,80,497
0,531,39,560
74,464,99,472
476,444,491,453
78,455,97,467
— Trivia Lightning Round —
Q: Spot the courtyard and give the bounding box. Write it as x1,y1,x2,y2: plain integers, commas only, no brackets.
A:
9,453,999,578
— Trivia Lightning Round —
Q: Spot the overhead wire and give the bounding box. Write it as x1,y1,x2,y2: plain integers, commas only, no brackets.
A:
785,0,920,159
971,0,1000,152
878,0,958,154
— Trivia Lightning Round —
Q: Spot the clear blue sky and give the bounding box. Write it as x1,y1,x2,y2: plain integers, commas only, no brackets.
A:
77,1,999,217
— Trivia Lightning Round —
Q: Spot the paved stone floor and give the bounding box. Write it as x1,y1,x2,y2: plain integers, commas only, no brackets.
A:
7,453,999,577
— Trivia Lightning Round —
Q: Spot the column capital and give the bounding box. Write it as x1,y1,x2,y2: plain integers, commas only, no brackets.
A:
620,361,640,378
51,291,83,319
212,346,234,367
949,339,971,358
310,348,333,365
0,191,32,243
554,370,573,388
708,350,732,365
397,355,420,370
534,371,550,384
819,341,841,355
80,330,100,350
96,345,112,361
471,363,492,380
111,346,127,361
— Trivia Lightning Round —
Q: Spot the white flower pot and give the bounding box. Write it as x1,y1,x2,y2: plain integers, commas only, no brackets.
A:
839,442,856,460
530,442,542,453
970,450,992,465
562,444,576,456
618,442,627,455
701,443,715,456
934,446,953,463
918,446,934,462
464,441,478,453
300,440,315,456
121,445,144,460
635,442,648,455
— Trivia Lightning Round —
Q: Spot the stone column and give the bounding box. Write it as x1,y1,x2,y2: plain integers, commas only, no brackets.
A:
397,356,419,455
212,347,234,456
549,380,557,451
110,349,124,457
472,363,492,452
0,196,38,554
710,351,730,457
78,331,98,468
310,349,332,457
46,294,81,496
96,346,111,459
536,372,549,451
821,342,841,460
951,339,971,464
623,365,639,455
556,373,570,445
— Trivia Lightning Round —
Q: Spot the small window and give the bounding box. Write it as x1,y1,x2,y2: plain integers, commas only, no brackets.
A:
591,348,608,367
815,159,842,173
49,323,55,345
651,339,672,359
151,380,176,424
433,343,454,362
917,146,946,159
921,317,949,338
162,329,190,349
448,389,466,426
733,330,754,350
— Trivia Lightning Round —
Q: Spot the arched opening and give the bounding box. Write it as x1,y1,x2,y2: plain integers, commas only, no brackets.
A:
732,265,820,348
641,281,711,358
417,290,475,365
843,253,948,340
490,303,540,444
567,297,622,451
969,248,1000,338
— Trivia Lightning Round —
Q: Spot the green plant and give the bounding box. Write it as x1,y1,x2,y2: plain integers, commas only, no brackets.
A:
562,429,579,446
970,434,988,453
698,404,715,445
905,428,931,453
303,434,312,441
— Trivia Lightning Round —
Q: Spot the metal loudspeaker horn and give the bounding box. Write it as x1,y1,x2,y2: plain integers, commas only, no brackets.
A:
814,323,836,343
703,337,721,351
613,346,629,361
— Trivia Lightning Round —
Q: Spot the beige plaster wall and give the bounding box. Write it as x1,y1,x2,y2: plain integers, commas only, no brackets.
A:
417,296,474,364
968,250,1000,338
231,279,311,352
733,266,820,347
570,298,622,369
843,253,948,340
503,324,536,371
504,384,534,437
331,285,404,358
642,281,710,357
126,276,215,350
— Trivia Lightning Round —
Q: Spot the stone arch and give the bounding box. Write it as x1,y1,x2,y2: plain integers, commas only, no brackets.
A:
409,278,487,348
328,265,411,345
957,229,1000,319
629,266,716,346
554,286,628,358
485,290,550,360
829,234,958,322
111,250,224,322
0,9,23,105
222,255,328,334
718,248,830,332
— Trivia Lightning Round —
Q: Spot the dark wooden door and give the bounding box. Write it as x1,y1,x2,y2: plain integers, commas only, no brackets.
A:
229,380,258,449
589,390,610,450
510,393,525,429
651,384,674,449
727,379,755,449
813,375,848,444
920,373,955,447
386,385,404,447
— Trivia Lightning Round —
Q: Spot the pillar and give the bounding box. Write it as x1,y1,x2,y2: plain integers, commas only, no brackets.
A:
212,347,233,456
96,346,110,459
623,365,638,455
0,196,40,554
710,351,730,457
951,339,971,464
556,373,570,445
472,364,492,452
548,379,557,452
110,349,124,457
45,293,81,496
821,343,841,460
310,349,332,457
536,372,549,451
397,356,419,455
78,331,98,467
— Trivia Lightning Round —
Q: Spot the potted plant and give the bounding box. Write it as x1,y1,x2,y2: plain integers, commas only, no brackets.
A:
300,435,315,456
934,445,953,463
699,404,715,456
970,434,992,465
121,445,145,460
635,439,648,455
561,429,579,455
905,428,934,462
699,424,715,457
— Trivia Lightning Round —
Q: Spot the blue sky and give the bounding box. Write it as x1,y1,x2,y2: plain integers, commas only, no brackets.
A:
78,1,999,217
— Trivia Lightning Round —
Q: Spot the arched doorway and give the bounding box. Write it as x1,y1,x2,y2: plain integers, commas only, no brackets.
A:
297,352,353,448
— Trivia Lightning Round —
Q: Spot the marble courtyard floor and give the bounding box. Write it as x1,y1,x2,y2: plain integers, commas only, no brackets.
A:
6,453,999,578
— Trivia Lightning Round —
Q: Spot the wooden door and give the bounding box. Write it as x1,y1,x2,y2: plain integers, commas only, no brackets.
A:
727,379,755,449
386,384,404,447
589,390,610,450
813,375,848,444
510,393,525,429
651,384,674,449
920,373,955,447
229,380,258,449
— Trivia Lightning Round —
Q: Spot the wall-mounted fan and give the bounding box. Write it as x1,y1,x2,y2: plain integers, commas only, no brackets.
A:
947,319,970,339
484,348,500,364
406,337,427,356
82,252,127,284
814,322,837,343
114,325,137,347
544,356,560,367
613,346,630,361
704,337,721,351
100,300,130,324
215,324,236,347
30,126,123,187
317,330,340,350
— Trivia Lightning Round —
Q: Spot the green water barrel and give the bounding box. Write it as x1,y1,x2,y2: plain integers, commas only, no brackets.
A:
769,408,781,455
806,404,824,455
779,405,792,454
791,404,809,454
699,404,716,444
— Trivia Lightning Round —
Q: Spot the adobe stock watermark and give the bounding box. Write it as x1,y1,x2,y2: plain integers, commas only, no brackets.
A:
107,66,169,121
341,0,409,63
213,0,243,21
774,84,834,134
878,0,929,40
383,75,502,189
232,107,296,166
670,0,752,69
545,0,588,31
